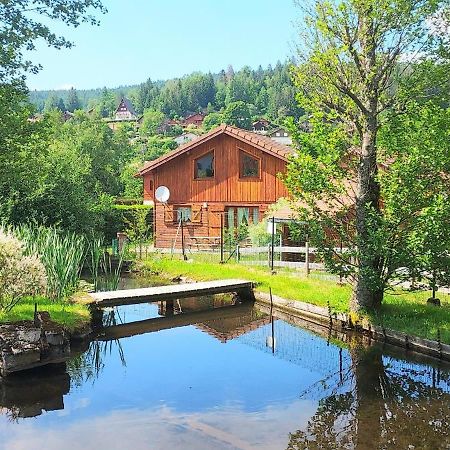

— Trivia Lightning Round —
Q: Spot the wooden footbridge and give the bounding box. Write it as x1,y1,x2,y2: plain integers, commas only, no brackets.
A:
88,279,255,308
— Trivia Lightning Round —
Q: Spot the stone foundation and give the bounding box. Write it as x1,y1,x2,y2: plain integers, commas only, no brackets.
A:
0,312,71,376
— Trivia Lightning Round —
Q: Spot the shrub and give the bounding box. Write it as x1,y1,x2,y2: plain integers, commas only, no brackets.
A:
13,225,86,300
0,229,47,312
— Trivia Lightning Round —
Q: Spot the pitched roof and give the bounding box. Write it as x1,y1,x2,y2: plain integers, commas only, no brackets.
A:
115,97,137,117
137,124,294,176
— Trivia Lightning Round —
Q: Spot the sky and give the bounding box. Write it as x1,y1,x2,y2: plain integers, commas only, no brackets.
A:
26,0,301,91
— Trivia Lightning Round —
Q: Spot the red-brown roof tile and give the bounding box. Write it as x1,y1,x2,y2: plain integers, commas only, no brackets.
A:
137,124,294,176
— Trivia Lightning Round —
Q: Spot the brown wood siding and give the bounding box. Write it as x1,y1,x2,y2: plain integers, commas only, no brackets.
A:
143,133,289,248
143,134,288,205
154,202,270,248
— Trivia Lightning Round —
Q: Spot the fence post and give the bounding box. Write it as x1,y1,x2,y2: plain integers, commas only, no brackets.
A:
305,240,310,277
236,244,240,262
279,234,282,263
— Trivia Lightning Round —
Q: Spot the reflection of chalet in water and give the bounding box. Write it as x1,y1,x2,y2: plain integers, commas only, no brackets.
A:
158,297,271,343
137,124,293,248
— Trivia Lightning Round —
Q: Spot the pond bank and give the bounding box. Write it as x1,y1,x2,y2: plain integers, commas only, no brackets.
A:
0,298,91,376
139,256,450,346
0,309,91,376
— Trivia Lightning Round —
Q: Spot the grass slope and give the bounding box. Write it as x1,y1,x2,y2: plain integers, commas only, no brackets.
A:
142,255,450,344
0,296,91,331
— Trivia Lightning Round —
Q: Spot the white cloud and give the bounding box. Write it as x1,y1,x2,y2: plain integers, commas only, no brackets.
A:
0,400,317,450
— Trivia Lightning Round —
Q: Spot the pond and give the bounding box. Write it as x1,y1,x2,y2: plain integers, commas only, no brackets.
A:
0,276,449,449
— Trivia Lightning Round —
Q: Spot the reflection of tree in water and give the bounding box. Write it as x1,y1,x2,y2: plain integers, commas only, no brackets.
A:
288,344,450,449
67,309,127,386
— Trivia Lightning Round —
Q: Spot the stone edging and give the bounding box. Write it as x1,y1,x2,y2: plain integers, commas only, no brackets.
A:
255,291,450,362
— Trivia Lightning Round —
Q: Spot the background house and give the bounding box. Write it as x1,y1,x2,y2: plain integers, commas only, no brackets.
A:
174,132,197,146
182,112,205,128
106,97,142,131
138,124,293,249
252,119,272,134
268,127,292,145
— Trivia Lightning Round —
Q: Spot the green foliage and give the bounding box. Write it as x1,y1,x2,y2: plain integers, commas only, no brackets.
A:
143,136,177,161
203,112,224,131
378,102,450,294
0,228,47,312
29,62,304,125
286,0,450,310
140,109,166,136
123,208,152,242
119,160,144,199
247,220,271,246
86,237,124,292
66,87,81,112
96,87,118,118
222,101,252,129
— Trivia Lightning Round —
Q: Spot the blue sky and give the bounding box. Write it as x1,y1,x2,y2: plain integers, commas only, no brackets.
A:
26,0,300,91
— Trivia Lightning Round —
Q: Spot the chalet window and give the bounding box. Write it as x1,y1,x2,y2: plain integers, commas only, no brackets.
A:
240,151,260,178
226,207,259,229
175,206,192,222
194,151,214,179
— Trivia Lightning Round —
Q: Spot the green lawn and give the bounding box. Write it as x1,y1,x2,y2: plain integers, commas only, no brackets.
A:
141,255,450,344
0,296,91,331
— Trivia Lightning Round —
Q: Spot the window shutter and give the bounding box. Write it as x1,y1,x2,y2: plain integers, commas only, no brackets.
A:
192,205,202,223
164,205,174,222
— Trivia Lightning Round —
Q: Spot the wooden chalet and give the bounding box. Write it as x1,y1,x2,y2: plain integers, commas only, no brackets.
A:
268,127,292,145
137,124,293,249
252,118,272,134
106,97,142,131
182,112,205,127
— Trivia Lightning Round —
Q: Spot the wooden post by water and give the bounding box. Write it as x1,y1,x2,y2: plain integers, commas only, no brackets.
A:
305,240,310,277
271,216,275,272
220,214,224,264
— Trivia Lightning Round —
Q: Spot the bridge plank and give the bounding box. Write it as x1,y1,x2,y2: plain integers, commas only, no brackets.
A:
89,279,255,307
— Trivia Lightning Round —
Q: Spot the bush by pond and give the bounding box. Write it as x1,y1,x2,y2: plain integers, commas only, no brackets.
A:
0,228,47,312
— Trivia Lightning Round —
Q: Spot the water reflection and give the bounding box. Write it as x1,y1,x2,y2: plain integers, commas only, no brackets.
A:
288,344,450,449
0,287,449,449
0,364,70,420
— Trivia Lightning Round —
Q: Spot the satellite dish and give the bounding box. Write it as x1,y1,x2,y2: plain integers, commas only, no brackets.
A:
155,186,170,203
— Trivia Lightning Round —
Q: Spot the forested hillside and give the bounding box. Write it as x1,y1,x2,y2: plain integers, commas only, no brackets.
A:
28,61,302,123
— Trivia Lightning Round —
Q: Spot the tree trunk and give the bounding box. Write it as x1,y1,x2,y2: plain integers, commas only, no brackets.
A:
350,115,383,312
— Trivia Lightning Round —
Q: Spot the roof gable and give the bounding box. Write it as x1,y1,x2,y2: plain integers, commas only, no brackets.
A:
138,124,293,176
115,97,137,117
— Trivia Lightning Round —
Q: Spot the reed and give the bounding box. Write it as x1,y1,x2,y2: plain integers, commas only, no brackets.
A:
12,225,87,300
87,236,124,292
87,236,104,292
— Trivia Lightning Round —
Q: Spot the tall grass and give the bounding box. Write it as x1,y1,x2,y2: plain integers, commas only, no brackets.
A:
87,237,124,292
13,225,87,300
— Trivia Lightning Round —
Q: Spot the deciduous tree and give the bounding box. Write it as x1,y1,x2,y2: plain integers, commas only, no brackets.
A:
287,0,450,311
